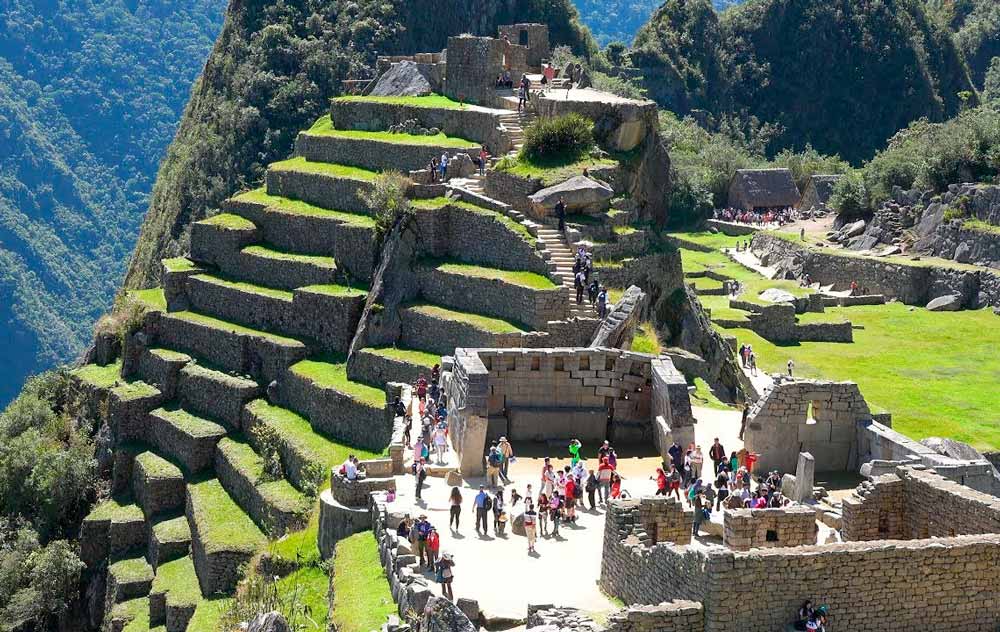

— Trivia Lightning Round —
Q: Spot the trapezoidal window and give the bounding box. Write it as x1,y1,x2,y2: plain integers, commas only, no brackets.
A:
519,30,529,46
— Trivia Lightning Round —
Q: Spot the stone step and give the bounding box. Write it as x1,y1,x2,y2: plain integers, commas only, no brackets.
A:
185,478,266,596
148,555,200,631
131,450,186,520
148,515,191,570
147,408,228,475
213,437,311,537
242,399,359,494
176,362,260,431
281,359,390,453
157,310,309,384
107,556,155,604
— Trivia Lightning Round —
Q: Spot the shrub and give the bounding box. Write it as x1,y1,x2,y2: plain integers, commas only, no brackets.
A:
521,113,595,162
361,171,413,236
299,462,326,498
665,169,714,228
249,424,284,483
829,171,869,218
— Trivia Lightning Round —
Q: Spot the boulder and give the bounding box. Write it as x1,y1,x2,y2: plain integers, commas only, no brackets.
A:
953,241,973,263
528,175,613,217
370,61,434,97
511,512,525,536
576,68,592,89
759,288,797,304
444,152,475,179
455,598,480,624
926,294,962,311
421,596,477,632
445,470,462,487
248,612,290,632
843,219,866,238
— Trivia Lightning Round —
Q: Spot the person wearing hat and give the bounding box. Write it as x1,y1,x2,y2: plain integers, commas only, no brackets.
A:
414,514,432,568
436,552,455,600
497,436,514,483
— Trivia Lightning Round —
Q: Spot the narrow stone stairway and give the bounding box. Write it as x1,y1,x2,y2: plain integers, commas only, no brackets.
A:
535,225,597,319
450,110,536,194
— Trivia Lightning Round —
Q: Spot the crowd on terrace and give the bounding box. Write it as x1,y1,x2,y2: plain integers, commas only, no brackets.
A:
713,206,797,226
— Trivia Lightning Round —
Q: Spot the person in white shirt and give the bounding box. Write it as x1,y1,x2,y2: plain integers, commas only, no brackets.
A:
433,426,448,464
342,456,358,481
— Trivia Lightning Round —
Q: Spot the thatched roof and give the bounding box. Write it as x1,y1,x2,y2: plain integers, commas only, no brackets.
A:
728,168,800,209
798,174,843,208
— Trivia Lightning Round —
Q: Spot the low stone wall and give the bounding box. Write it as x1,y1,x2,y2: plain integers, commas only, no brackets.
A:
588,230,650,261
740,303,853,343
348,350,429,388
722,506,817,551
651,357,695,459
328,100,512,155
753,232,1000,308
414,265,567,330
330,471,395,507
295,132,478,174
265,168,373,215
705,219,757,236
484,169,542,214
605,602,704,632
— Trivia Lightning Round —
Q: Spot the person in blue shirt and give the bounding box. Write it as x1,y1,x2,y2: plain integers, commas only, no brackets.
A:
474,486,490,535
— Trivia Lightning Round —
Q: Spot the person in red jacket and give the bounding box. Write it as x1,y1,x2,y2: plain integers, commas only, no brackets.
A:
426,527,440,569
654,467,668,496
564,476,577,523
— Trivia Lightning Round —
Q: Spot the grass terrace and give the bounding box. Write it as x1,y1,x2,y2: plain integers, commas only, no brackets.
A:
73,361,123,389
113,598,151,632
109,556,153,584
243,245,335,267
154,408,226,439
200,213,256,230
630,321,661,355
186,478,266,553
330,531,395,632
169,311,304,347
130,287,168,311
150,556,200,610
495,154,618,186
289,358,386,407
963,218,1000,235
332,94,466,109
299,283,368,298
411,197,537,245
365,346,440,369
186,597,231,632
427,259,558,290
194,274,294,301
307,116,477,148
87,495,143,522
233,189,377,228
162,257,199,273
269,157,378,182
405,303,529,334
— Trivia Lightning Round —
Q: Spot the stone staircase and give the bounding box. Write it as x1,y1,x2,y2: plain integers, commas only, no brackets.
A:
536,225,597,319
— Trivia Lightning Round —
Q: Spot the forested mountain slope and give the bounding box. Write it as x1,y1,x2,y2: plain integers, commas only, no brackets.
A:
122,0,596,293
632,0,976,162
0,0,224,405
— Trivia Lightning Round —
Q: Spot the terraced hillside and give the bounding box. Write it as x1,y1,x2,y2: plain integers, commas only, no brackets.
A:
69,94,604,629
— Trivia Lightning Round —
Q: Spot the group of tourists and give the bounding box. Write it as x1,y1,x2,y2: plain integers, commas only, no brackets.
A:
793,601,829,631
714,207,797,227
407,367,452,500
571,246,610,317
396,514,456,599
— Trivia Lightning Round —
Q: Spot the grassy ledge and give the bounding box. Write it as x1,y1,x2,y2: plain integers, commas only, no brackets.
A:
269,156,378,182
168,311,305,347
109,557,154,584
242,245,336,268
298,283,368,298
405,302,529,333
199,213,256,230
135,451,183,480
630,321,662,355
307,116,477,147
152,515,190,544
153,408,227,439
217,437,310,515
130,288,168,312
410,196,536,244
73,362,123,389
331,94,466,109
495,154,618,186
163,257,199,273
193,273,294,302
86,496,144,523
233,188,377,228
289,358,385,407
187,478,266,554
427,259,558,290
365,346,440,368
151,556,201,608
330,532,395,632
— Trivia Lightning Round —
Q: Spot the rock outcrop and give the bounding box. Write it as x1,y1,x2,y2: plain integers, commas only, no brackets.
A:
371,61,436,96
528,175,614,216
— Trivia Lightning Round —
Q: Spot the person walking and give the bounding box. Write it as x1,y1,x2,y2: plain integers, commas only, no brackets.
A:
414,515,432,568
486,446,501,488
492,488,506,536
692,489,707,537
739,404,750,441
654,467,668,496
498,436,514,483
691,445,704,479
415,459,428,500
437,552,455,601
426,527,440,569
574,270,586,304
448,487,463,531
585,469,598,510
597,457,613,504
433,424,448,464
478,145,489,176
666,465,681,501
474,486,490,535
537,492,550,536
787,358,795,376
523,501,538,553
555,197,566,233
439,153,449,181
568,439,582,466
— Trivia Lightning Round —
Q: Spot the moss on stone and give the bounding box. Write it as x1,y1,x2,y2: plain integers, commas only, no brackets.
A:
198,213,256,230
404,302,529,333
289,358,385,407
269,156,378,182
186,478,265,555
233,188,377,228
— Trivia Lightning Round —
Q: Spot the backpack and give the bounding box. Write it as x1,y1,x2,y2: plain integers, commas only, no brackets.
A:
488,452,501,467
482,495,493,512
573,484,582,499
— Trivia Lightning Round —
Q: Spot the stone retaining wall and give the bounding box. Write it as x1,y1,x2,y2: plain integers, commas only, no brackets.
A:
652,357,695,460
348,350,429,388
705,219,757,236
329,100,511,155
265,168,373,215
741,303,853,343
484,169,542,213
415,266,567,330
753,232,1000,308
295,132,478,174
722,506,817,551
330,472,396,507
605,602,704,632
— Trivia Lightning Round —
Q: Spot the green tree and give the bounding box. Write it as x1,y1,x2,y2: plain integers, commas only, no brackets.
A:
983,57,1000,102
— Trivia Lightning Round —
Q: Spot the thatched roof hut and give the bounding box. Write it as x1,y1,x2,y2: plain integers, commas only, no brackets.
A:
798,174,843,210
727,168,800,210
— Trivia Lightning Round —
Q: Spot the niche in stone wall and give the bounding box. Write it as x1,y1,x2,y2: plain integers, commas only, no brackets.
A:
519,29,529,46
765,529,779,542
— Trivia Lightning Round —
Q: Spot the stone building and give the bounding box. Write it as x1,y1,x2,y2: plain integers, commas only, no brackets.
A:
727,168,800,211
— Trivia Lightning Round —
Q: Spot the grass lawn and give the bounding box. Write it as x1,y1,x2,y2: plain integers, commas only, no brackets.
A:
330,532,395,632
233,188,377,228
289,358,386,407
671,229,1000,450
277,564,330,630
151,556,200,608
405,302,529,333
366,346,440,368
73,362,122,389
270,157,378,181
428,259,558,290
496,154,618,186
307,116,477,148
194,274,294,301
332,94,466,109
200,213,256,230
186,597,232,632
130,287,168,312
